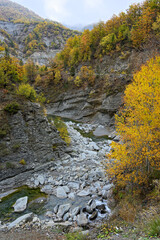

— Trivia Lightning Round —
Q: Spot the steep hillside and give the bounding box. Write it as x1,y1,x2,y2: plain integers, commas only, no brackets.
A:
0,0,80,64
55,0,160,69
34,0,160,128
0,20,79,64
0,0,43,22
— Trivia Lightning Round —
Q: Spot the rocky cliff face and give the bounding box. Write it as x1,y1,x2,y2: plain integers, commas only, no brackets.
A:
0,20,79,65
47,90,123,129
0,101,66,191
47,49,155,130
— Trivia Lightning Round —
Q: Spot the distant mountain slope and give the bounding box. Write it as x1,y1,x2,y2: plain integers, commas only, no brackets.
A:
0,0,43,22
0,0,80,64
64,23,95,32
82,23,95,31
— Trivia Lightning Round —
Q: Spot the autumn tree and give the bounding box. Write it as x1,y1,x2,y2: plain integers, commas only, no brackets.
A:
0,56,23,88
106,56,160,189
24,59,37,82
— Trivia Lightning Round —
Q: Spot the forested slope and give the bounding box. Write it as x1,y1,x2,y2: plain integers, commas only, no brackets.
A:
0,0,43,22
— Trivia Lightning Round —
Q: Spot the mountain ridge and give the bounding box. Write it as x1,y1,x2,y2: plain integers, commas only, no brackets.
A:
0,0,80,64
0,0,43,22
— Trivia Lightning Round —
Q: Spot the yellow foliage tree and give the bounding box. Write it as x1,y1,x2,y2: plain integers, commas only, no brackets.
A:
106,56,160,188
54,70,61,85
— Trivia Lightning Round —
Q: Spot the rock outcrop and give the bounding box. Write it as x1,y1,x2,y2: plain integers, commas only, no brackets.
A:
0,102,66,191
0,20,79,65
47,90,123,128
46,48,157,129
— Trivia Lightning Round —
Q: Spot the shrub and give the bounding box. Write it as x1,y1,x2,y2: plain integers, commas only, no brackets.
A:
0,148,10,157
0,129,7,138
0,123,10,138
19,159,26,165
74,76,82,87
36,92,46,103
4,102,20,114
12,143,20,152
146,217,160,237
6,162,15,169
17,83,36,101
54,117,71,146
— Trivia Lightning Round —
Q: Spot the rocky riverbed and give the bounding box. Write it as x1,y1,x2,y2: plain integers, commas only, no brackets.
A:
0,120,115,232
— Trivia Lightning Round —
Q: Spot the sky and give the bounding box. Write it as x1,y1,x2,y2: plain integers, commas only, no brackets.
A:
13,0,143,26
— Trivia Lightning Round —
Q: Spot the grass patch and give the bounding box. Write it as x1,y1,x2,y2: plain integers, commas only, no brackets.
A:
65,232,90,240
0,123,10,138
6,162,16,169
146,217,160,237
12,143,21,152
97,223,123,239
54,117,71,145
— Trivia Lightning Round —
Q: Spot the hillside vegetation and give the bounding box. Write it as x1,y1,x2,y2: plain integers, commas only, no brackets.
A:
35,0,160,91
0,0,43,22
0,0,79,62
57,0,160,66
0,20,79,59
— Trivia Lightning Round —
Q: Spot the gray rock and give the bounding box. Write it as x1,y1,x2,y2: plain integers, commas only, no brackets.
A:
86,199,96,214
89,186,97,194
90,200,96,209
57,204,71,218
89,142,100,151
63,212,70,221
81,182,86,189
13,196,28,212
102,190,108,199
8,213,33,230
54,205,59,214
89,211,98,220
48,176,54,184
77,190,90,197
86,206,94,214
68,182,80,190
96,204,106,214
103,184,114,191
68,192,76,200
94,182,101,189
71,207,80,217
41,185,54,194
45,211,53,218
63,186,70,193
77,213,88,227
37,175,45,185
56,187,67,199
34,179,39,187
93,126,109,137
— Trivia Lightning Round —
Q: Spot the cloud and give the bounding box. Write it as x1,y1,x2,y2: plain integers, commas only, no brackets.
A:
41,0,143,25
43,0,69,21
85,0,104,8
42,0,106,24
